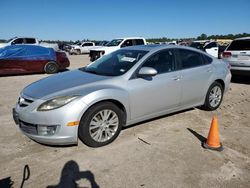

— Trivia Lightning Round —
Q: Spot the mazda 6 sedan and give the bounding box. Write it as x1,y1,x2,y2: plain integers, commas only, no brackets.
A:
13,45,231,147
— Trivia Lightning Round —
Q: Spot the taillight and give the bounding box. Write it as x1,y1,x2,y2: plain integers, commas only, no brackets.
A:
222,51,231,58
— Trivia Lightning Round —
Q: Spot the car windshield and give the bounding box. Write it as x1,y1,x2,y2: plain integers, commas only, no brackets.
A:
81,49,148,76
6,37,17,43
106,39,123,47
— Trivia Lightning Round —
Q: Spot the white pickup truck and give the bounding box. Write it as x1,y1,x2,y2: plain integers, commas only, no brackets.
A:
70,41,95,55
0,37,59,50
89,37,146,61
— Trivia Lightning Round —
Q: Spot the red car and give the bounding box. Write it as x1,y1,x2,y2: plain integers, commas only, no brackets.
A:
0,45,70,75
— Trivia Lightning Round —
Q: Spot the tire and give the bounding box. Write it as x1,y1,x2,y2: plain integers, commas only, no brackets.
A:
78,102,124,147
202,81,224,111
76,49,81,55
44,62,58,74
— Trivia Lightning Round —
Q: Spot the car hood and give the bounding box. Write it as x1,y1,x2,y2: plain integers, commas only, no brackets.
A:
0,43,7,48
22,69,111,99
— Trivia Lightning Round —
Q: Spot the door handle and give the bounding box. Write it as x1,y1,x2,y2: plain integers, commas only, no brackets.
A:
172,76,181,81
207,68,212,72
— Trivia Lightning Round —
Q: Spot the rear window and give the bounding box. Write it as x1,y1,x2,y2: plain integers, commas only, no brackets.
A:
227,40,250,51
133,39,145,45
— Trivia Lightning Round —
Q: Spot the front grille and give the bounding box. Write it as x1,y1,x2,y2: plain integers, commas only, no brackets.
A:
19,121,38,135
18,97,34,107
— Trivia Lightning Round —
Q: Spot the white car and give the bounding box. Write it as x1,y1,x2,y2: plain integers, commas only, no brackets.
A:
0,37,39,48
70,42,95,55
222,37,250,75
0,37,59,51
190,40,219,58
89,37,146,61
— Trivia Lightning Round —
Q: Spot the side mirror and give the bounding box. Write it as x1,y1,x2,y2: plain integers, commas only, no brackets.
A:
138,67,157,77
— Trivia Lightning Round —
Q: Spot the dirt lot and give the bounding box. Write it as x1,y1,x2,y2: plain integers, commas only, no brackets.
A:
0,55,249,188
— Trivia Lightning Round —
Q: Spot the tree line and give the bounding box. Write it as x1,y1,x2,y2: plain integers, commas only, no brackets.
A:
0,33,249,44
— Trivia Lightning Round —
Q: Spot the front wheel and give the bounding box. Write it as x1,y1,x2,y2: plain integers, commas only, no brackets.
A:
202,81,224,111
78,102,124,147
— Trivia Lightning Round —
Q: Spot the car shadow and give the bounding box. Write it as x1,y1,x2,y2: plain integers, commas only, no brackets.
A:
231,75,250,85
0,70,69,77
122,108,195,130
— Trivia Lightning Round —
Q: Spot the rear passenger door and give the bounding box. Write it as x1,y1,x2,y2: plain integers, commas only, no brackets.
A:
176,49,213,107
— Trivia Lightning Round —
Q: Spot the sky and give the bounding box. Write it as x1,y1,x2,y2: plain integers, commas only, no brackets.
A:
0,0,250,41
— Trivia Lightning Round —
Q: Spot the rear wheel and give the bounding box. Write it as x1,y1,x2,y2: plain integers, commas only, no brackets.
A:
202,81,224,111
44,62,58,74
78,102,124,147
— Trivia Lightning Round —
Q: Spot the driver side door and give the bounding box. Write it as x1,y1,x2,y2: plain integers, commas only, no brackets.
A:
127,49,182,120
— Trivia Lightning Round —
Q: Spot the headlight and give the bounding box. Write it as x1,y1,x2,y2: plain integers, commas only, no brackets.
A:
37,96,79,111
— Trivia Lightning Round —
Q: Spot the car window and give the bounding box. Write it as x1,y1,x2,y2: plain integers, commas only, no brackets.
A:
121,40,133,48
190,42,205,50
178,49,204,69
25,38,36,44
227,40,250,51
106,39,123,47
133,39,144,45
205,42,217,49
142,50,175,74
11,38,24,45
83,43,94,46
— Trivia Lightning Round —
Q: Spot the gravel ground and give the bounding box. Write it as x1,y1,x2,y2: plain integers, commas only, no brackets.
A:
0,55,249,188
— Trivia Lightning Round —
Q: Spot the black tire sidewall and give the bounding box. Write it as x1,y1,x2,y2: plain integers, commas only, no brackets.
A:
44,62,58,74
78,102,124,147
204,82,224,111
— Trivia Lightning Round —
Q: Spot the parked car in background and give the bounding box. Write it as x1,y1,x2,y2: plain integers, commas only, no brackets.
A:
13,45,231,147
190,40,219,58
0,45,70,75
223,37,250,75
0,37,39,48
0,37,59,50
58,43,72,52
94,41,109,46
70,41,95,55
89,37,146,61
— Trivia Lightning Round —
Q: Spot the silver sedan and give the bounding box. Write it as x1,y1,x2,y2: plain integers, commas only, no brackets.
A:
13,45,231,147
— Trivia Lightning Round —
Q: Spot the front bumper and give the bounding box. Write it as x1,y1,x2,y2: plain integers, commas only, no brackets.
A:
13,95,88,145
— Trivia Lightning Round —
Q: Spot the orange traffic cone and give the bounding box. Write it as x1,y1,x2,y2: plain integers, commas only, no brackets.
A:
202,117,223,151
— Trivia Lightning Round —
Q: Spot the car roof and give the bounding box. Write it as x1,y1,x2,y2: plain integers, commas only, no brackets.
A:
124,44,210,54
113,37,145,40
234,37,250,41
